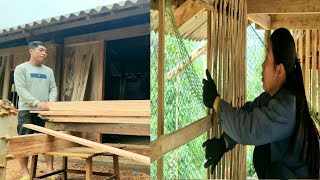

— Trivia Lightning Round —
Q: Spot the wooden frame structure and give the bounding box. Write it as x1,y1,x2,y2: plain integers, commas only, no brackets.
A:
151,0,320,179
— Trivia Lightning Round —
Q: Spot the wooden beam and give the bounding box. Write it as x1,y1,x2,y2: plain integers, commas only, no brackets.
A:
167,42,207,80
23,124,150,164
271,14,320,29
247,14,270,30
150,115,213,163
45,122,150,136
247,0,320,14
7,132,79,159
174,0,204,28
64,24,150,45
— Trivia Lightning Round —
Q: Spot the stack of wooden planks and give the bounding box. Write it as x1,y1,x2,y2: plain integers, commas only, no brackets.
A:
30,100,150,136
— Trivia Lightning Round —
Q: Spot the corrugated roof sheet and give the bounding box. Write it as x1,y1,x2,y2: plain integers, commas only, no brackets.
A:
0,0,147,34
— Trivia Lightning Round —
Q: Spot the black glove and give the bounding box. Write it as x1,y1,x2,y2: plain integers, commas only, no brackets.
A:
202,135,227,174
202,69,219,108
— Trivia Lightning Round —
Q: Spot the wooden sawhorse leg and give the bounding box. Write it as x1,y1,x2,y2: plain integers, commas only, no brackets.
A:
86,157,93,180
113,155,119,180
62,157,68,180
30,155,38,179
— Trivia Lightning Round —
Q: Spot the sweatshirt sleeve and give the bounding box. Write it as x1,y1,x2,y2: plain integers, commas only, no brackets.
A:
222,92,272,150
14,65,39,107
218,90,295,146
48,70,57,102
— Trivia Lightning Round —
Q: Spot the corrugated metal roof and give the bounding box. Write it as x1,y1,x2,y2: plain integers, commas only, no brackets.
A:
0,0,147,34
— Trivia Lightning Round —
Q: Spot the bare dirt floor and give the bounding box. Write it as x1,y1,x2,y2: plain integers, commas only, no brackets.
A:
6,159,149,180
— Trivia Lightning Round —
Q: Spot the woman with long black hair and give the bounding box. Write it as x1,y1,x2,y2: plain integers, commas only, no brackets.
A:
202,28,319,178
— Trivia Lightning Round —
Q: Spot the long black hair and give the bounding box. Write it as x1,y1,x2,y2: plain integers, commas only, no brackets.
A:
270,28,319,178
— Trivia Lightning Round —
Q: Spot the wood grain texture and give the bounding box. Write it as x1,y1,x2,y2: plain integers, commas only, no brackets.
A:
23,124,150,164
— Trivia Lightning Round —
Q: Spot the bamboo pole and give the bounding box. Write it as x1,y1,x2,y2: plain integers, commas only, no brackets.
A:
167,43,207,80
305,30,310,102
206,9,212,179
318,30,320,113
157,0,165,178
298,30,304,80
312,30,317,109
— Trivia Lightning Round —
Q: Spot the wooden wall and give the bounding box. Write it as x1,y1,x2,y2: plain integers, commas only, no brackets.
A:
293,30,320,113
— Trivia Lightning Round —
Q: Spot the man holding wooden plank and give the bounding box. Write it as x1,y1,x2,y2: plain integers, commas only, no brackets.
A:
14,41,58,180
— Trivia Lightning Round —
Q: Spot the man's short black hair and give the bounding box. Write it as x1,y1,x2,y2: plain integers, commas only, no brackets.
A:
29,41,47,49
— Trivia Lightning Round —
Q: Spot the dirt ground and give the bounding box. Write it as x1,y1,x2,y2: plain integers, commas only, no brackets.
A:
5,159,149,180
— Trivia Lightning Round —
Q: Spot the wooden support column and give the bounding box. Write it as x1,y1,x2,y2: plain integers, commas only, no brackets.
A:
157,0,165,179
2,56,12,100
0,110,18,180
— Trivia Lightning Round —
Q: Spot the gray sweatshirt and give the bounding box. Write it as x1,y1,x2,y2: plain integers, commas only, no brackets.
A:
219,88,309,178
14,62,57,111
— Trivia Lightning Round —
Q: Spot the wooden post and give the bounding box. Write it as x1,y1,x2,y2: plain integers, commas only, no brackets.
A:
0,104,18,180
157,0,165,179
318,30,320,114
2,56,12,100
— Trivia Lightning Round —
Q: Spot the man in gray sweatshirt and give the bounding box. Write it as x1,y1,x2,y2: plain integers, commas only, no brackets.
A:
14,41,57,180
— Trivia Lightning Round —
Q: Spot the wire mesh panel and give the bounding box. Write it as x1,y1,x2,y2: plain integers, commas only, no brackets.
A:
151,0,247,179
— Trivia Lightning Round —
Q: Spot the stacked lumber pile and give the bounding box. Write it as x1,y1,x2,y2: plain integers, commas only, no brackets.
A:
31,100,150,125
0,99,17,116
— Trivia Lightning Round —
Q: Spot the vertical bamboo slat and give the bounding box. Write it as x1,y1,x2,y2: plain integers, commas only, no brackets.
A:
206,10,212,179
157,0,165,179
298,30,304,80
305,30,310,102
318,30,320,113
312,30,317,109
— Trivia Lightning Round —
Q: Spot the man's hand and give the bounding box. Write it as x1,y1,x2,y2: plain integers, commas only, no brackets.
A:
202,135,227,174
36,102,49,111
202,69,219,108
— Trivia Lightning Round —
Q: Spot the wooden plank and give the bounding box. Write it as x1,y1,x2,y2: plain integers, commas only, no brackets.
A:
271,14,320,29
71,46,92,101
2,56,11,100
97,40,104,100
7,132,79,159
44,100,150,108
23,124,150,164
46,147,105,159
247,0,320,14
43,117,150,125
150,115,213,163
33,110,150,117
64,24,150,45
305,30,310,102
157,0,165,178
62,47,76,101
247,14,270,30
312,30,317,108
45,122,149,136
174,0,204,28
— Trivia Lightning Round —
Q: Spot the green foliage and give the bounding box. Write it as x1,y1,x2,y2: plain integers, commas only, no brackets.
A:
150,31,207,179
